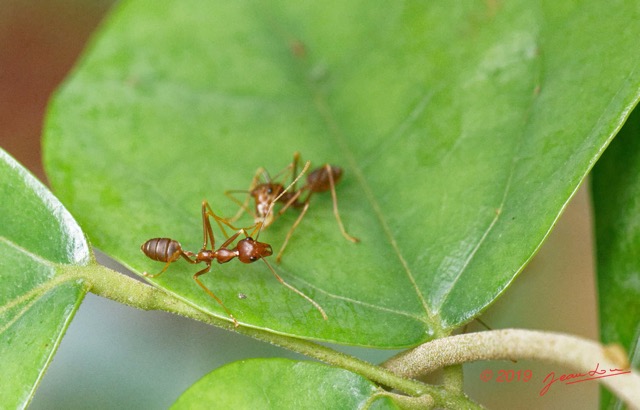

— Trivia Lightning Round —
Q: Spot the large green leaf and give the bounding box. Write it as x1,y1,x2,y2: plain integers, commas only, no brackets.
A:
0,149,91,408
44,0,640,346
172,358,399,409
592,107,640,409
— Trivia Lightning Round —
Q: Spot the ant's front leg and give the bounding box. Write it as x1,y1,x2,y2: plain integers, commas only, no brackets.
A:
201,200,248,245
218,228,245,250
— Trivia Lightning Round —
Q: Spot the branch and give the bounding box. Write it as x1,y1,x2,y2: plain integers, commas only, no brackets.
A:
85,265,483,408
382,328,640,409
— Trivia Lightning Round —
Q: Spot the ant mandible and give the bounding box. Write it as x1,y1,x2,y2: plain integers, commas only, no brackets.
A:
141,167,326,327
226,152,359,262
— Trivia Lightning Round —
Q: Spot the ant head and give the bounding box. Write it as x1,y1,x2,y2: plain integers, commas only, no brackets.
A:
236,237,273,264
251,183,284,200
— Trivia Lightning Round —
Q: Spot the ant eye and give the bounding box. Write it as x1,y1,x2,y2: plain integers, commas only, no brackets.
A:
267,187,273,194
250,256,257,261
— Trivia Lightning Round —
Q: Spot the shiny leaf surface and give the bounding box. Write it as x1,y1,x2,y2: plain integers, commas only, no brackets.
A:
44,0,640,346
0,149,90,408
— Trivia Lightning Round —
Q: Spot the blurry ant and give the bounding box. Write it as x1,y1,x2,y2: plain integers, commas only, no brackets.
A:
226,152,359,262
141,168,326,327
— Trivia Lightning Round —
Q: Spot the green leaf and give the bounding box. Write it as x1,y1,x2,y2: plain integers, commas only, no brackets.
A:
592,106,640,409
0,148,91,408
171,358,399,410
593,107,640,352
44,0,640,346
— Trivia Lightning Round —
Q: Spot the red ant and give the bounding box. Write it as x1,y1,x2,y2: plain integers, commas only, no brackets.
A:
141,198,327,327
226,152,359,262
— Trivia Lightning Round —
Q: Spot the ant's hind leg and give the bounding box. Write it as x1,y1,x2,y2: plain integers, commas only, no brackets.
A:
143,249,196,278
142,260,174,278
326,164,359,243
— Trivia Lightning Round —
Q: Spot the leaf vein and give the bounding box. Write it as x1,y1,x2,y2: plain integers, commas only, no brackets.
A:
0,236,57,267
310,93,435,323
291,275,427,321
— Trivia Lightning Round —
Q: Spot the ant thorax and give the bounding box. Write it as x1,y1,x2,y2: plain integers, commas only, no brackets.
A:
195,249,215,264
251,183,283,227
257,201,272,223
214,248,236,264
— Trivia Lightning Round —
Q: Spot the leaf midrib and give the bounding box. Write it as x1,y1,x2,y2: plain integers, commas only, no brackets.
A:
248,8,439,329
0,236,87,329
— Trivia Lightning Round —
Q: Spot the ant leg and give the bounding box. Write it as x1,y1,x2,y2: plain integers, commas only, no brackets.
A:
270,160,310,219
258,161,311,237
201,201,218,249
269,153,299,187
202,200,245,240
326,164,359,243
277,189,303,217
276,200,310,263
218,229,244,250
225,167,267,223
248,222,264,239
143,250,196,278
224,190,253,223
143,260,174,278
193,264,239,327
290,152,301,192
267,155,307,206
261,258,327,320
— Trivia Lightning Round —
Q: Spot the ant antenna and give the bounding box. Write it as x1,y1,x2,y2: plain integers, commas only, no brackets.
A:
260,256,328,320
260,168,272,183
252,160,311,240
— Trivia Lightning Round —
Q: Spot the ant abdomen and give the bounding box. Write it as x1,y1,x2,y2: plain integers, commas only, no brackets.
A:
307,165,343,193
141,237,182,263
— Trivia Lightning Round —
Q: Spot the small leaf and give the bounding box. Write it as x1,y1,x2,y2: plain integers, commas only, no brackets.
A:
171,358,399,410
592,106,640,409
0,149,91,407
44,0,640,346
